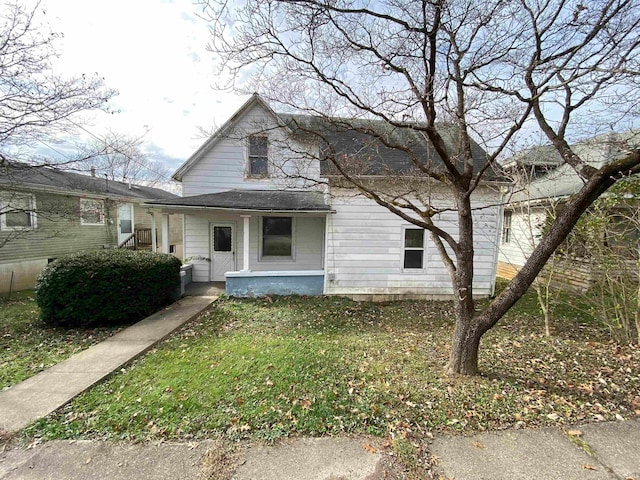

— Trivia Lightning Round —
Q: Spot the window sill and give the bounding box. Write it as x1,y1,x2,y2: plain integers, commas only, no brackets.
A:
401,268,426,274
260,255,295,262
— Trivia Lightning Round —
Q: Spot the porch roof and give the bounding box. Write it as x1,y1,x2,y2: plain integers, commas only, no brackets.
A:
144,189,332,213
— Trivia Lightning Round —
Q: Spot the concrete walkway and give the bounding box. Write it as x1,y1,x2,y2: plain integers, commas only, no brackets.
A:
0,287,218,434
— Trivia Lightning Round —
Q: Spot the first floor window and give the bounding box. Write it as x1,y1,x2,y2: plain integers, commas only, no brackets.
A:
0,194,36,230
502,210,512,244
80,198,104,225
262,217,292,257
404,228,425,269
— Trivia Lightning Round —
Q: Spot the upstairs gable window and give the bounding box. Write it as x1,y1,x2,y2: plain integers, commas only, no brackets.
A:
248,135,268,177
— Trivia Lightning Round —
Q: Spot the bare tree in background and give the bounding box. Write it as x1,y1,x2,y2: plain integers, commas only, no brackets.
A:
0,0,119,250
77,130,172,186
0,0,115,162
202,0,640,374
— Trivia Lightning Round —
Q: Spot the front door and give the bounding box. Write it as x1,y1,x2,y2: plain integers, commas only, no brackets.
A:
118,204,134,245
211,223,235,281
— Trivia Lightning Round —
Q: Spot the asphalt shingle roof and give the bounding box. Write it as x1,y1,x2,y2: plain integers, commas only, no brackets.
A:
279,114,498,179
145,189,330,212
0,162,177,200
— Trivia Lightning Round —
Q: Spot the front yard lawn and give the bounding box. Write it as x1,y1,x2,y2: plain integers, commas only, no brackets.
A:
23,289,640,443
0,291,122,390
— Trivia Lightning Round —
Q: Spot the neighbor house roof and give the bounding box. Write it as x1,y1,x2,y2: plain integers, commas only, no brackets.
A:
145,189,331,213
0,162,177,201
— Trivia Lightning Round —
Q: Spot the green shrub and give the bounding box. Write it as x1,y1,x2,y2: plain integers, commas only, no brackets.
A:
36,249,182,328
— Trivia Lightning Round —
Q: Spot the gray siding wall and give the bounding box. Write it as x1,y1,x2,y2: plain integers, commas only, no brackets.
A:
0,190,117,291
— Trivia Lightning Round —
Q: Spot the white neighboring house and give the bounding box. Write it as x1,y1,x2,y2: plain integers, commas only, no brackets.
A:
497,131,640,280
145,94,504,299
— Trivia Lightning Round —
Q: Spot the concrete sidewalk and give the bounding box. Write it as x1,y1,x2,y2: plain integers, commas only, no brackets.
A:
0,290,217,434
1,420,638,479
431,419,640,480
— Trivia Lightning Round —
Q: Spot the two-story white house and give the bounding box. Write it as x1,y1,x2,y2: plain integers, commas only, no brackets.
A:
145,94,503,299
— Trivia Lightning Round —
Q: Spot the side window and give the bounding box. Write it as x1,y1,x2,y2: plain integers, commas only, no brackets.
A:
262,217,292,257
248,135,268,177
502,211,512,244
403,227,425,270
80,199,105,225
0,193,36,230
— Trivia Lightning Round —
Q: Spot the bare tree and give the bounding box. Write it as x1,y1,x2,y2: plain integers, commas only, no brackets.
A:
0,0,120,250
201,0,640,374
0,0,115,161
76,130,172,187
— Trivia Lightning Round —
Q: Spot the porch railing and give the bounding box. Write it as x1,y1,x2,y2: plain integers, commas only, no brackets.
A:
118,228,154,250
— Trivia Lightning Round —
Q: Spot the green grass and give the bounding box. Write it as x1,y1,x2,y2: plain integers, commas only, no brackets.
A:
0,291,122,390
23,288,640,443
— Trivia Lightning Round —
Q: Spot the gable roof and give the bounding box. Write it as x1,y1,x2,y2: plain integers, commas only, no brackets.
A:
279,114,496,178
172,93,290,182
145,189,330,212
172,94,501,182
0,162,177,201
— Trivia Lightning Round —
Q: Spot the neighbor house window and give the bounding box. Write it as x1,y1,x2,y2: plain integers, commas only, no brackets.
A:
0,194,36,230
80,198,104,225
248,135,268,177
502,210,512,244
403,227,425,269
262,217,292,257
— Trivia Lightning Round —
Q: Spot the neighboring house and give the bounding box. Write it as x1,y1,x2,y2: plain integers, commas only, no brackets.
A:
145,94,504,299
497,131,640,284
0,162,183,292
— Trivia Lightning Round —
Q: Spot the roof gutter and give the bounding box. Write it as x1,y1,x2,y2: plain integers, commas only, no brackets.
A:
142,202,335,214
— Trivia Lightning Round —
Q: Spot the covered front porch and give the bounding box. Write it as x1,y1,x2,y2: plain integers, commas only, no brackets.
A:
144,189,332,297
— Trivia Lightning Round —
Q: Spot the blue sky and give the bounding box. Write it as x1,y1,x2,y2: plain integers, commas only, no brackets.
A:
39,0,249,176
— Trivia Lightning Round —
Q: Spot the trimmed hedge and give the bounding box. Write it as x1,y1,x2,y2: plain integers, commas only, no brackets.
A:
36,249,182,328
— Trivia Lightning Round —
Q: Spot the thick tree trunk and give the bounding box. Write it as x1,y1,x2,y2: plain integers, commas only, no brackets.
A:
447,188,482,374
447,312,484,375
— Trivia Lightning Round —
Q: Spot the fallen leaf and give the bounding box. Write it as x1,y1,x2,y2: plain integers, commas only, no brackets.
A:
300,399,312,410
472,441,486,449
493,394,504,401
363,443,377,453
567,430,583,437
583,464,597,471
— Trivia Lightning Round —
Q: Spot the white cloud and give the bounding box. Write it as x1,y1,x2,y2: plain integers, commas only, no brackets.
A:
39,0,249,168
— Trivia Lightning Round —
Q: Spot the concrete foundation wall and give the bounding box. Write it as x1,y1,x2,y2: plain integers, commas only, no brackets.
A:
0,259,48,293
226,270,324,297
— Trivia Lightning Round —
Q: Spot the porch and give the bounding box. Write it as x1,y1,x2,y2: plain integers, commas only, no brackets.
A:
144,189,332,297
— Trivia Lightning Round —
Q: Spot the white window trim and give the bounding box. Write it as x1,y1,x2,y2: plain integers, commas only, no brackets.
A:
245,134,270,179
259,216,296,261
0,193,37,230
502,210,512,244
80,198,105,226
401,225,426,273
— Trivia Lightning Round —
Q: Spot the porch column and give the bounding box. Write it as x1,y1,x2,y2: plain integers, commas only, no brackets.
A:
161,214,170,254
241,215,251,271
150,212,157,252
